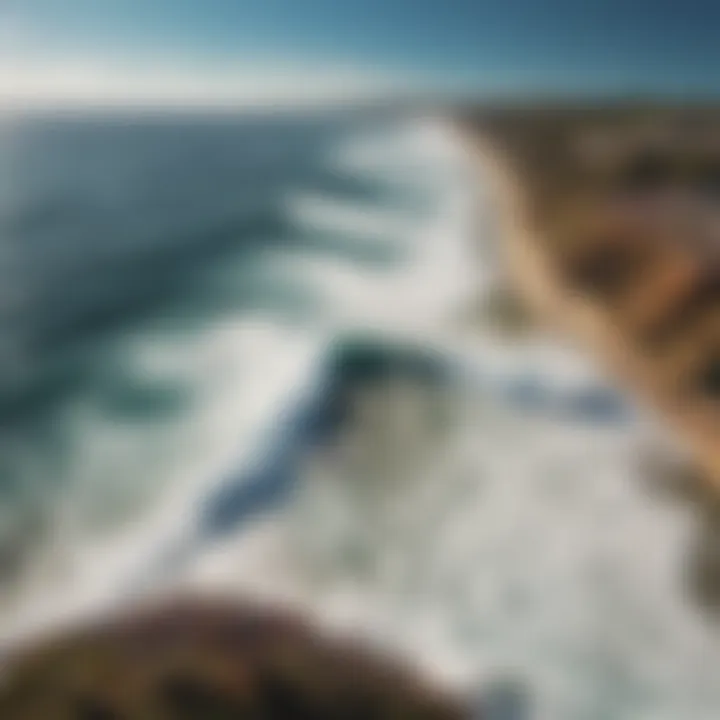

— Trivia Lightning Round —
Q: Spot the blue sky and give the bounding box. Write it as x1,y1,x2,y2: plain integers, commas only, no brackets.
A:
2,0,719,106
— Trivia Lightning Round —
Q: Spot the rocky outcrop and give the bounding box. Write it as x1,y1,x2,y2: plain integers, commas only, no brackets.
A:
0,595,464,718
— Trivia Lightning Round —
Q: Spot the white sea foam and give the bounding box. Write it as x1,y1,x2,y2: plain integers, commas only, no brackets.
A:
0,318,325,644
289,193,420,241
285,118,479,332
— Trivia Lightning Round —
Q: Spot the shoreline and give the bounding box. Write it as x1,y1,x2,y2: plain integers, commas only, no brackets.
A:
451,109,720,489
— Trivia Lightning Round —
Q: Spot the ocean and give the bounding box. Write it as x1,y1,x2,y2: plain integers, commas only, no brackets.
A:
0,107,483,624
1,108,719,719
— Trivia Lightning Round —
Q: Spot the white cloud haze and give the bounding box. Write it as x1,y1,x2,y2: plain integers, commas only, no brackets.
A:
0,54,421,109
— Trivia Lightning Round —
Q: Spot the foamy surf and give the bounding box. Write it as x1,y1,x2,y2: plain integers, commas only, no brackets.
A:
287,121,479,332
0,317,326,645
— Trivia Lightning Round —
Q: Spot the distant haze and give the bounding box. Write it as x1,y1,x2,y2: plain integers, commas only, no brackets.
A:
2,0,720,108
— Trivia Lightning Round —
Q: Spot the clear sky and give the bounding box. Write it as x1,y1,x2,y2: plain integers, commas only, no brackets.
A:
2,0,719,106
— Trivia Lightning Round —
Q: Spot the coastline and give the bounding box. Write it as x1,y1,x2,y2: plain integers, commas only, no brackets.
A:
451,109,720,490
